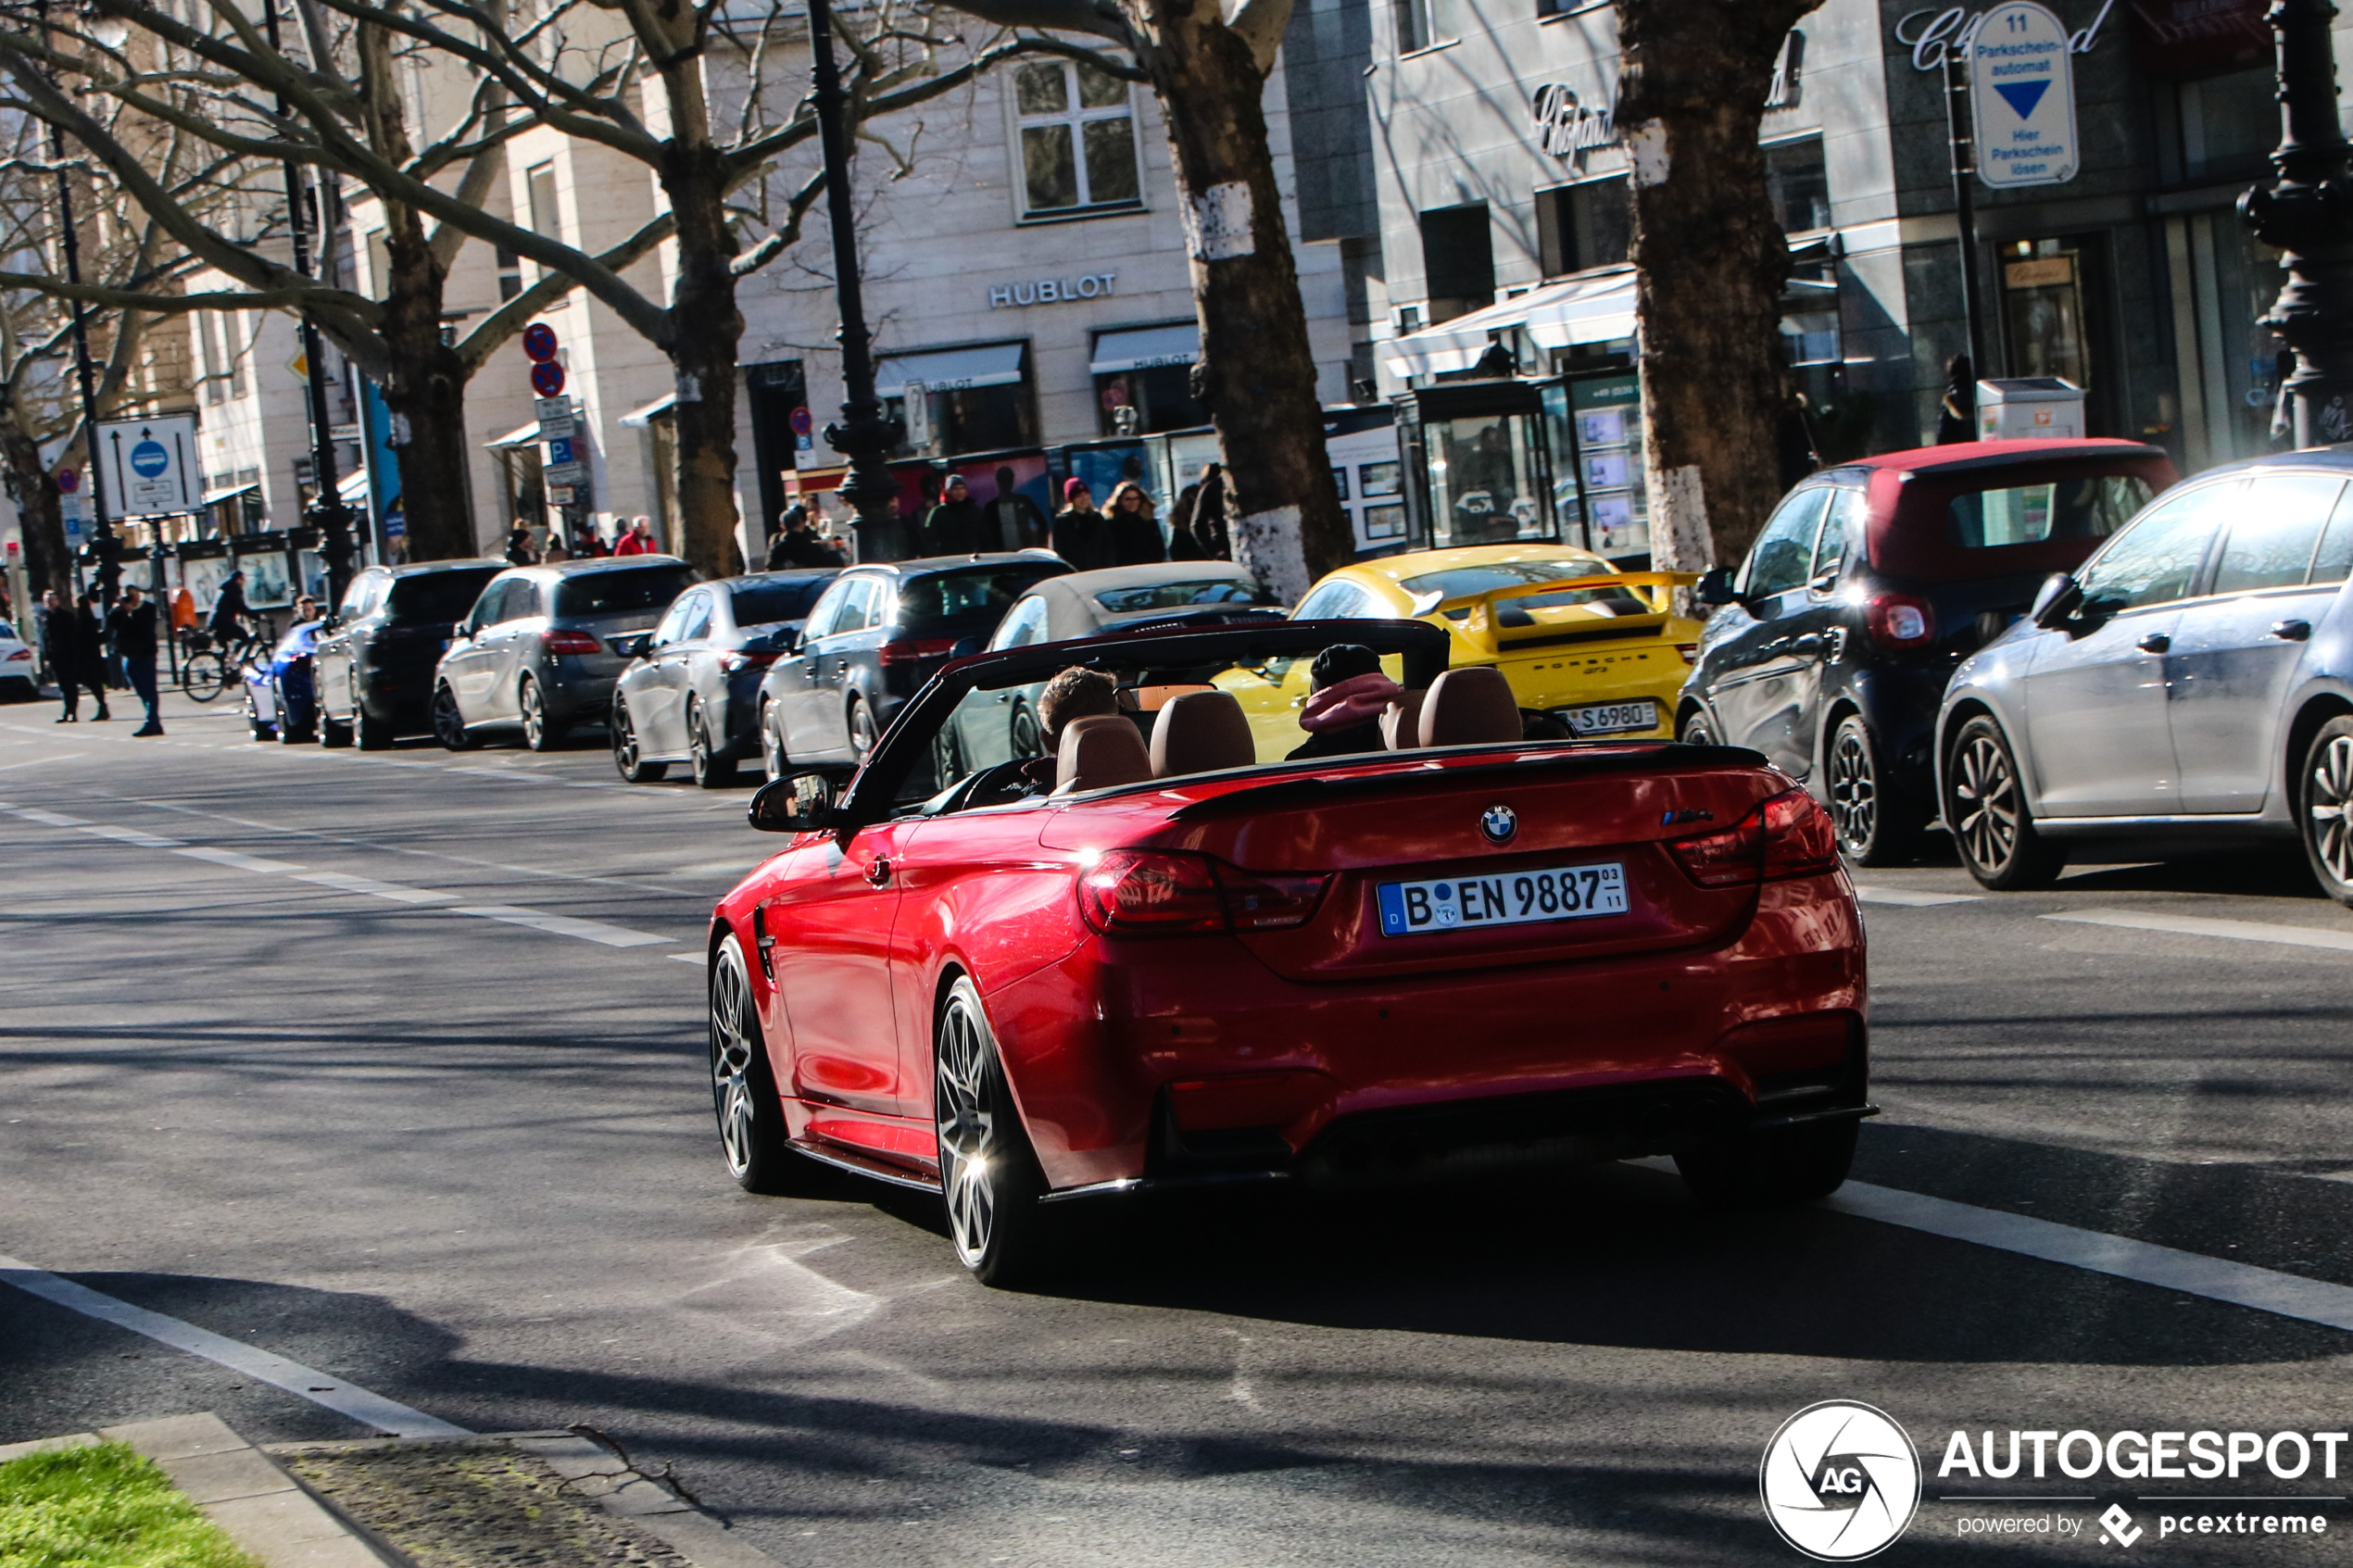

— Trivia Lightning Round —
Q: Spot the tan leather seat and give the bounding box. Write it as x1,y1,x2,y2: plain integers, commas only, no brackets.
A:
1418,667,1522,747
1055,713,1153,793
1382,688,1428,750
1150,690,1255,777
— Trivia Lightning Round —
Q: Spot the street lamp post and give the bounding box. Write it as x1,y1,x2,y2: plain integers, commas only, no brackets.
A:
806,0,903,562
36,0,119,604
2241,0,2353,449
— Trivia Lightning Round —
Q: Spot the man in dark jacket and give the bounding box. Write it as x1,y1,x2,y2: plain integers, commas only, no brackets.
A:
986,467,1049,550
769,506,844,569
107,584,163,735
1051,480,1114,571
69,590,110,721
39,589,82,722
1187,463,1230,559
208,570,250,645
922,475,988,556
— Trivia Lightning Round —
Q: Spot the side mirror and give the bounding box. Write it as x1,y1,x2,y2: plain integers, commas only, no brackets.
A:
749,770,841,834
949,635,984,659
1694,566,1739,607
2029,572,2082,630
452,621,471,641
612,632,652,659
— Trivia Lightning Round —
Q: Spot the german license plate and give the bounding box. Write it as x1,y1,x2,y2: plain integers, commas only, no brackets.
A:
1560,699,1658,735
1376,860,1629,936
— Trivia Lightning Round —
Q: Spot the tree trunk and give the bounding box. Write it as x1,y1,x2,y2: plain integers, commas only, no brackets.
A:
378,215,478,560
1615,0,1820,572
1,416,69,597
661,144,747,580
1138,7,1345,601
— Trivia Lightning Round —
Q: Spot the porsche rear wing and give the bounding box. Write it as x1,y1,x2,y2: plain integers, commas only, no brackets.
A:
1423,571,1699,658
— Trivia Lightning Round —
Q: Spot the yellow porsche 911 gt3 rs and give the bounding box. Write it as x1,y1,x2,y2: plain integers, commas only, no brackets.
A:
1218,545,1700,752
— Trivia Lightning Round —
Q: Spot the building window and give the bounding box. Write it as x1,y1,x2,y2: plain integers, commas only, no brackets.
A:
1535,177,1630,277
878,343,1038,457
1419,203,1494,324
525,163,560,246
1013,60,1141,219
1764,137,1831,234
495,246,522,302
2179,66,2276,182
1394,0,1457,52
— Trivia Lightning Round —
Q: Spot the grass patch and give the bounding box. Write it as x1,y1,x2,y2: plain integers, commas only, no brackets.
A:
0,1442,258,1568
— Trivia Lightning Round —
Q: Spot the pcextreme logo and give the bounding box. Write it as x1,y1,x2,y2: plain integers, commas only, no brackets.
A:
1761,1401,1924,1561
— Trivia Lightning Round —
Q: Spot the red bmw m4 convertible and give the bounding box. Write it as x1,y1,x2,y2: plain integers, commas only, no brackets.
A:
708,620,1869,1284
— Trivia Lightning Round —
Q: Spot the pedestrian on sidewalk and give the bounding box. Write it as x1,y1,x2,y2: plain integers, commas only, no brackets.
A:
39,589,81,723
1936,354,1976,445
70,590,110,721
1051,480,1113,571
542,529,573,563
107,584,161,734
1186,463,1230,560
1105,481,1165,566
923,475,988,556
986,467,1049,550
613,516,660,556
504,520,540,566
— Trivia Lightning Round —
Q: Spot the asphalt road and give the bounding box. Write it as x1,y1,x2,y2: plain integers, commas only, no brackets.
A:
6,685,2353,1566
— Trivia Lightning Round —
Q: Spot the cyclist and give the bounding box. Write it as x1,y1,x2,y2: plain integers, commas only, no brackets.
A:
208,570,252,647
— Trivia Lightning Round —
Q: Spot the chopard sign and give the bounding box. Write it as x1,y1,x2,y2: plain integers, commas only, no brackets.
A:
1894,0,2114,69
1531,84,1616,159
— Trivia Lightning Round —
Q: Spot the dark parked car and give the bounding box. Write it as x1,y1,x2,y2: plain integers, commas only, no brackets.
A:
758,553,1071,778
315,559,506,748
610,570,838,787
1677,439,2177,864
433,556,696,751
1939,446,2353,903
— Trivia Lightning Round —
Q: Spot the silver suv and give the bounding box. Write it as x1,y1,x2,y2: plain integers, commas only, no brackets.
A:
432,557,697,751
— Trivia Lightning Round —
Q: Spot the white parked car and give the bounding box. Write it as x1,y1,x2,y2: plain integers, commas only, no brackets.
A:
0,620,38,700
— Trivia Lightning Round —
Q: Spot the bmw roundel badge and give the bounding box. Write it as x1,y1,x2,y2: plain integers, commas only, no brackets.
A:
1479,803,1517,845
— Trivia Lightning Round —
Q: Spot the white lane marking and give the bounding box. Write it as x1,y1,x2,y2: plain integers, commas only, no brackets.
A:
0,1254,470,1437
447,904,670,947
1852,884,1981,907
294,869,458,905
80,823,185,849
2043,907,2353,955
1826,1181,2353,1334
0,754,82,771
14,808,90,827
669,952,709,965
173,846,308,875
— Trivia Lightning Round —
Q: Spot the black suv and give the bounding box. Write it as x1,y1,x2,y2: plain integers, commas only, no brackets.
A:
757,553,1071,775
1676,440,2176,864
315,559,507,748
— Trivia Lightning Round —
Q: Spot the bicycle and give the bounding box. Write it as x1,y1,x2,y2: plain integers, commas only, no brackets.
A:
178,627,265,703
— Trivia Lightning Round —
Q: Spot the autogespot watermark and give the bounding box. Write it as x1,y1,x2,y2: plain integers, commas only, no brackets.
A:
1763,1407,2347,1556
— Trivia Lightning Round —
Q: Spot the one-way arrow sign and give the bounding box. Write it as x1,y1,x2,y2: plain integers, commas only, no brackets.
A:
95,413,200,521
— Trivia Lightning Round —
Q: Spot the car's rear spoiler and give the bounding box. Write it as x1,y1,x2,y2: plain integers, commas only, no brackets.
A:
1422,571,1700,657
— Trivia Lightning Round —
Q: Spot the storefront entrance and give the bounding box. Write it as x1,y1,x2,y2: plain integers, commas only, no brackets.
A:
1396,369,1653,565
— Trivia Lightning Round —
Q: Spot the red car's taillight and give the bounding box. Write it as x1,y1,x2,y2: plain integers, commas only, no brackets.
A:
1667,788,1840,887
1865,593,1936,651
718,650,778,674
543,629,601,655
1077,849,1329,935
877,637,959,666
4,647,29,661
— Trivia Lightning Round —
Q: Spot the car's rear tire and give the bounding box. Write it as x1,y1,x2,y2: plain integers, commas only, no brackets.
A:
710,935,806,1194
610,696,668,784
1675,1117,1857,1207
432,684,476,751
520,676,559,751
1826,713,1921,866
1944,715,2063,890
1677,709,1718,747
760,699,788,783
848,694,878,758
1009,700,1042,759
2299,715,2353,909
936,976,1059,1287
321,709,353,747
689,696,736,788
356,704,393,750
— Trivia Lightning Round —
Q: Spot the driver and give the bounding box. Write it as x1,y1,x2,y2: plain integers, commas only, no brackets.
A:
1288,645,1402,760
1019,666,1123,788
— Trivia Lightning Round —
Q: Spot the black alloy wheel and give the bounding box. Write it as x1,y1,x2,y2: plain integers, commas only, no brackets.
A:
710,935,803,1193
431,683,477,751
1826,714,1921,867
520,677,558,752
689,696,736,788
1945,715,2063,891
321,709,353,747
610,696,668,784
2301,715,2353,909
356,704,393,750
935,976,1057,1287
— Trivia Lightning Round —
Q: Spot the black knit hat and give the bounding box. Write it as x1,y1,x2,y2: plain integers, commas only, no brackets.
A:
1309,643,1382,691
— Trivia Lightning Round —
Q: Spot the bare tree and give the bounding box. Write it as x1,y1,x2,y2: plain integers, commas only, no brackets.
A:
1615,0,1822,571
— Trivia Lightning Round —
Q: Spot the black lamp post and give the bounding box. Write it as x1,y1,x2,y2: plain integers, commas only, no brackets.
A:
806,0,903,562
2241,0,2353,449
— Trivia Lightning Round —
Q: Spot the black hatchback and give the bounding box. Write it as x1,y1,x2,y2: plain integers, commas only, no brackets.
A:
757,553,1071,775
1676,440,2177,864
315,558,507,748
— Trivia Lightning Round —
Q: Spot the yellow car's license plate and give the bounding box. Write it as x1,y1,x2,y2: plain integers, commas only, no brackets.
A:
1561,699,1657,735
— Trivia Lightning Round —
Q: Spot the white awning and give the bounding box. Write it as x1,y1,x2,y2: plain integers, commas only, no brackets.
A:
338,470,369,504
875,343,1026,399
1380,270,1637,381
1090,323,1200,375
620,393,677,428
200,482,258,507
484,420,539,449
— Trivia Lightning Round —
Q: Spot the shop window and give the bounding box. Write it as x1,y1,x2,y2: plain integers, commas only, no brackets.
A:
1393,0,1458,51
881,344,1038,458
1427,410,1549,548
1535,177,1630,278
1764,137,1831,234
1419,203,1495,325
1999,237,2095,395
1013,60,1141,219
2179,66,2276,182
1095,365,1206,435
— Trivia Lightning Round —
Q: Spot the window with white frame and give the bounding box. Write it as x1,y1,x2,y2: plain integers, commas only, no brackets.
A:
1013,59,1141,219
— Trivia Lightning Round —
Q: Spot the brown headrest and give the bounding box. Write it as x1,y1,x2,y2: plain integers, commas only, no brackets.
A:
1419,667,1521,747
1382,688,1428,750
1151,689,1255,778
1055,713,1153,793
